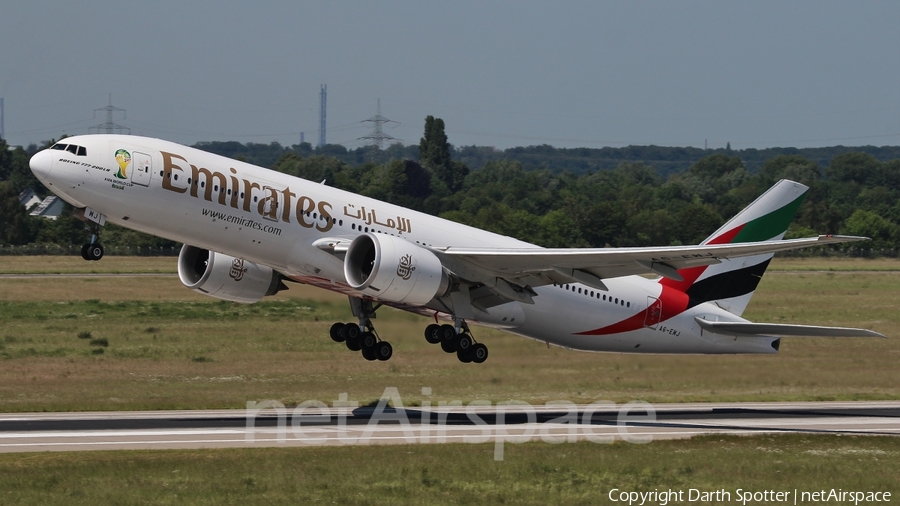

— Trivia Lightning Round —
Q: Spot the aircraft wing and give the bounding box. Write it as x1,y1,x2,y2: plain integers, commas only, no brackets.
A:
694,318,886,338
435,235,866,291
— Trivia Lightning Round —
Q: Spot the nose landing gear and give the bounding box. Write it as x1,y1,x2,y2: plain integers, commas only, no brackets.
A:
75,208,105,261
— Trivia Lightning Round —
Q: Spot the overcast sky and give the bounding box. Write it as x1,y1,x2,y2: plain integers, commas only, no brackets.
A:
2,1,899,151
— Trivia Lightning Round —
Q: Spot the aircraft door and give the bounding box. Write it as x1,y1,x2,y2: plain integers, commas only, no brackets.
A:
644,296,662,329
131,151,153,187
260,185,281,222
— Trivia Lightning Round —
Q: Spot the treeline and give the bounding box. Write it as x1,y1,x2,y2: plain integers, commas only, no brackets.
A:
272,150,900,252
196,139,900,179
2,127,900,254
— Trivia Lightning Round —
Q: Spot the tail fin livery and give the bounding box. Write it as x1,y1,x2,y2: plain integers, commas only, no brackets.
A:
661,179,808,316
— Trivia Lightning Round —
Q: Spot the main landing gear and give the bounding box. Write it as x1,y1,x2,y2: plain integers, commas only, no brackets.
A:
329,298,393,362
424,320,488,364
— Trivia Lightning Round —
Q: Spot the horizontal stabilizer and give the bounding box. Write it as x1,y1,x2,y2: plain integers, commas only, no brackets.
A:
695,318,885,338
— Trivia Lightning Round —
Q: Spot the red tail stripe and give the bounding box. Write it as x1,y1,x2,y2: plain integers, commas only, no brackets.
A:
576,285,690,336
659,223,745,292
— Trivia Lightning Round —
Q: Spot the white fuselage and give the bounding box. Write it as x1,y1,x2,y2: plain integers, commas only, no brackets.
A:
31,135,776,354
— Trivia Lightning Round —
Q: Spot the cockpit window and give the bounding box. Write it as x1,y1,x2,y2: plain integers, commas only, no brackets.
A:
49,143,87,156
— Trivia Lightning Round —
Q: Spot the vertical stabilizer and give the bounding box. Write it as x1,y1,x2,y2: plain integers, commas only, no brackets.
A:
660,179,808,315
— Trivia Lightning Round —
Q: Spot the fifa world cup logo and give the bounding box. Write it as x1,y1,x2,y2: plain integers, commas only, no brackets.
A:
114,149,131,179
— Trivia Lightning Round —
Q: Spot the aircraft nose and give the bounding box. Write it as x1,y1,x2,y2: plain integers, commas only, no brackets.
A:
29,149,53,181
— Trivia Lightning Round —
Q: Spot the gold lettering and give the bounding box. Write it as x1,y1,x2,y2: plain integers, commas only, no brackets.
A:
281,187,296,223
191,164,227,205
160,151,187,194
316,200,334,232
296,196,315,228
258,186,280,221
242,179,260,212
229,168,240,209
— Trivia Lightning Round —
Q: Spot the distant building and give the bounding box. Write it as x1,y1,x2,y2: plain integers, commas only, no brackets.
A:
28,195,64,220
19,188,42,211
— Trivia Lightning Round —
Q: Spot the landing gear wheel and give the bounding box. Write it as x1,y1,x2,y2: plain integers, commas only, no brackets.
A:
361,347,377,361
330,323,346,342
454,333,473,351
424,324,441,344
361,332,378,351
346,335,361,351
457,349,473,363
83,243,103,261
471,343,488,364
440,339,456,354
438,324,456,342
345,323,360,340
375,341,393,361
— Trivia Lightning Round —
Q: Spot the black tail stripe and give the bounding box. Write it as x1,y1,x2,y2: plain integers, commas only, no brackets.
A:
685,259,772,309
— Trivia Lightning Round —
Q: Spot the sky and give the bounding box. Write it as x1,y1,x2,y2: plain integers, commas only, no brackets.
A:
2,1,899,151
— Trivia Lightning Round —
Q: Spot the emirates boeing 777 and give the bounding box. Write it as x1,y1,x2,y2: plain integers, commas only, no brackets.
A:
29,135,884,363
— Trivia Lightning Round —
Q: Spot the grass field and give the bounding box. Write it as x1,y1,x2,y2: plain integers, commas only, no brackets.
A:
1,257,898,504
0,434,897,505
0,256,897,412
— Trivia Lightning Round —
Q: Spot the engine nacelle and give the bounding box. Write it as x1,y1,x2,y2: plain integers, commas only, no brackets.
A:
344,233,450,306
177,245,284,304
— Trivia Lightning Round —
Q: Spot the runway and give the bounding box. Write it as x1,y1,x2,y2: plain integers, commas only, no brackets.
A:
1,401,898,453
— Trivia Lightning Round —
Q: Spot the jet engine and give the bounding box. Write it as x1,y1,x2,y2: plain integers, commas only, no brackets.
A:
177,245,285,304
344,233,450,306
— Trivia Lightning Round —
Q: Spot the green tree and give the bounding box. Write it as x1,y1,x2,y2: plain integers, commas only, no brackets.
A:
673,202,723,245
419,116,468,192
0,181,37,245
840,209,899,251
825,152,880,185
757,155,821,187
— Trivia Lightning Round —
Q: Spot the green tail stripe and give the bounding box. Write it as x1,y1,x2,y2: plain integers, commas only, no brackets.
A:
733,193,807,243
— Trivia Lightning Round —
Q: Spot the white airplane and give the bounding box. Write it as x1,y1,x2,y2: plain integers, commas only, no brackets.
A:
29,135,884,363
